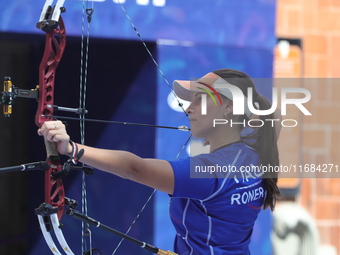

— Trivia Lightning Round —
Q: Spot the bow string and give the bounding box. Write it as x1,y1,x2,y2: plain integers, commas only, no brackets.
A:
111,1,191,254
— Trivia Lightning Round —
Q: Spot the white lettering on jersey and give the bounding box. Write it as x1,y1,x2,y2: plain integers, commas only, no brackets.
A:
230,187,266,205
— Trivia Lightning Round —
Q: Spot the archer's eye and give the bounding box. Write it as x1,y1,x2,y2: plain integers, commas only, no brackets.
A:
193,96,202,104
196,93,204,100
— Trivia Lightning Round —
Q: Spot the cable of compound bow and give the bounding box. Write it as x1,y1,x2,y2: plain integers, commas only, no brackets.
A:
79,0,94,253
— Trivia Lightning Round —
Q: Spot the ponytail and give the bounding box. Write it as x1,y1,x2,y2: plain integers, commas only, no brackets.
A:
212,69,281,211
246,94,281,211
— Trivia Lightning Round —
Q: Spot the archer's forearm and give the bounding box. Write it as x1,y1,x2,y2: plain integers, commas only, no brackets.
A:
75,144,143,180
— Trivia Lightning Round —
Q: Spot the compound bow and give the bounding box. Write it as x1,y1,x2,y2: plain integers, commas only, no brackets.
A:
0,0,190,254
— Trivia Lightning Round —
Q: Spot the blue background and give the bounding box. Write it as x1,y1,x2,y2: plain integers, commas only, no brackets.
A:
0,0,276,254
0,0,276,48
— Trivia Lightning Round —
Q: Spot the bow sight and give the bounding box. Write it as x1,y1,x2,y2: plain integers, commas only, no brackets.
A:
1,77,88,117
1,77,39,117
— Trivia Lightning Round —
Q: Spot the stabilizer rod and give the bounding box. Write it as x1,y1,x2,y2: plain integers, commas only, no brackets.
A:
0,161,49,173
66,208,178,255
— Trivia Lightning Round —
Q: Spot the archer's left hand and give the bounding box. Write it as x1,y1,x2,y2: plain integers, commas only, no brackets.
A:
37,121,72,155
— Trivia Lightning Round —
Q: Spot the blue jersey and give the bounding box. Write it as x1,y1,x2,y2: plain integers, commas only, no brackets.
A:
168,143,266,255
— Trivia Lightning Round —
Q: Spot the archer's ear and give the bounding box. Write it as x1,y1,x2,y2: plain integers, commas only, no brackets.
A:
224,98,233,115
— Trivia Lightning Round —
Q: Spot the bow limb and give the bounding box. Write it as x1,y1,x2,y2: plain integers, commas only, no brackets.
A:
36,5,66,221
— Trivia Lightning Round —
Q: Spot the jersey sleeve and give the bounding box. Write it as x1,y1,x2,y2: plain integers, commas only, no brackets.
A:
168,157,219,200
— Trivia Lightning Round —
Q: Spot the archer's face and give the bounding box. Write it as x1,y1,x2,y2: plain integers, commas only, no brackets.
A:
186,91,229,139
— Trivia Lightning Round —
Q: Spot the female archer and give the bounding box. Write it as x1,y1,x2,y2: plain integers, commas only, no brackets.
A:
38,68,280,255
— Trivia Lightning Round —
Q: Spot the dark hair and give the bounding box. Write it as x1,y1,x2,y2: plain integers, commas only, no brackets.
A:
213,69,281,211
